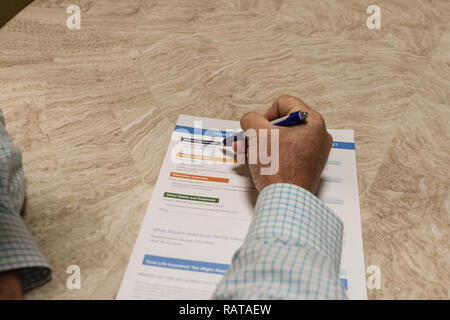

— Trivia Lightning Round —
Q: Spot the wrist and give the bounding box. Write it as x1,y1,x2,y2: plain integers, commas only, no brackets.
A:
256,175,318,194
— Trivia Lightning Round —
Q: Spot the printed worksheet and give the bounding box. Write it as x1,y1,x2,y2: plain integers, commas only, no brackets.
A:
117,115,367,300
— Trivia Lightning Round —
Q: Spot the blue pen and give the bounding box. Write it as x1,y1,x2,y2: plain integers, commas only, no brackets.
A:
223,110,308,146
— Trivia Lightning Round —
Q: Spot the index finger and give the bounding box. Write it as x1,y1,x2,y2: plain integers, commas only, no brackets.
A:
264,95,315,121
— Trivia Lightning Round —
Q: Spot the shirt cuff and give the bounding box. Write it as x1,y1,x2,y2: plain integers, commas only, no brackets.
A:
0,212,51,291
247,183,344,273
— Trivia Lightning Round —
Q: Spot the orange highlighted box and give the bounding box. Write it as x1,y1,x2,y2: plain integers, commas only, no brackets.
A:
170,172,229,183
177,152,237,164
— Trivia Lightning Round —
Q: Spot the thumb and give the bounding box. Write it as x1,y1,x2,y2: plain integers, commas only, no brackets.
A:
240,111,273,131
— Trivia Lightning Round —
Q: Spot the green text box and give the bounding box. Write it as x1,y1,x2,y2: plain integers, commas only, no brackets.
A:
164,192,219,203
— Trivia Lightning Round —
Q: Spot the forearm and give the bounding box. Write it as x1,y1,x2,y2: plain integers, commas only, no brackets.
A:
0,109,51,294
212,183,347,300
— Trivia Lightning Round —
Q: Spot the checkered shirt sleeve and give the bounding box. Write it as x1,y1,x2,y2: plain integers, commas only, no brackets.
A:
0,109,51,291
213,183,347,299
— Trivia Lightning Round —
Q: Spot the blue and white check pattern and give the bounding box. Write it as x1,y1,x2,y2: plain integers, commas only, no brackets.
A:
213,183,347,299
0,109,51,291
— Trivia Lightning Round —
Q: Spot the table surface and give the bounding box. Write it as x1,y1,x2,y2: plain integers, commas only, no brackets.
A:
0,0,448,299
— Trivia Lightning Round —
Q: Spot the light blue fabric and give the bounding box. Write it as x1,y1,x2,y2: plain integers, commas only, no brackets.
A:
0,109,51,291
213,183,347,299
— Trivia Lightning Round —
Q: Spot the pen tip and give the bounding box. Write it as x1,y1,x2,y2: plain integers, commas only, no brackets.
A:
300,111,308,120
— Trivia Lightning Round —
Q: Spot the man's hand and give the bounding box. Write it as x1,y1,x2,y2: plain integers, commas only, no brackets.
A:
236,95,332,194
0,270,23,300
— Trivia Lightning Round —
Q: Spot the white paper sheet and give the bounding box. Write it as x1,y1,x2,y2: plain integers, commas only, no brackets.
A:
117,115,367,300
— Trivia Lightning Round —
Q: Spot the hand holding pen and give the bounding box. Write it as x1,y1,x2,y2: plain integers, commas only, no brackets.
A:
223,110,308,146
230,95,333,194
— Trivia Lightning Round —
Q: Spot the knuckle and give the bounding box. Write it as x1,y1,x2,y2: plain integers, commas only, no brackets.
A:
241,111,257,122
276,94,309,112
276,94,294,105
240,111,258,128
326,132,333,148
313,113,326,128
